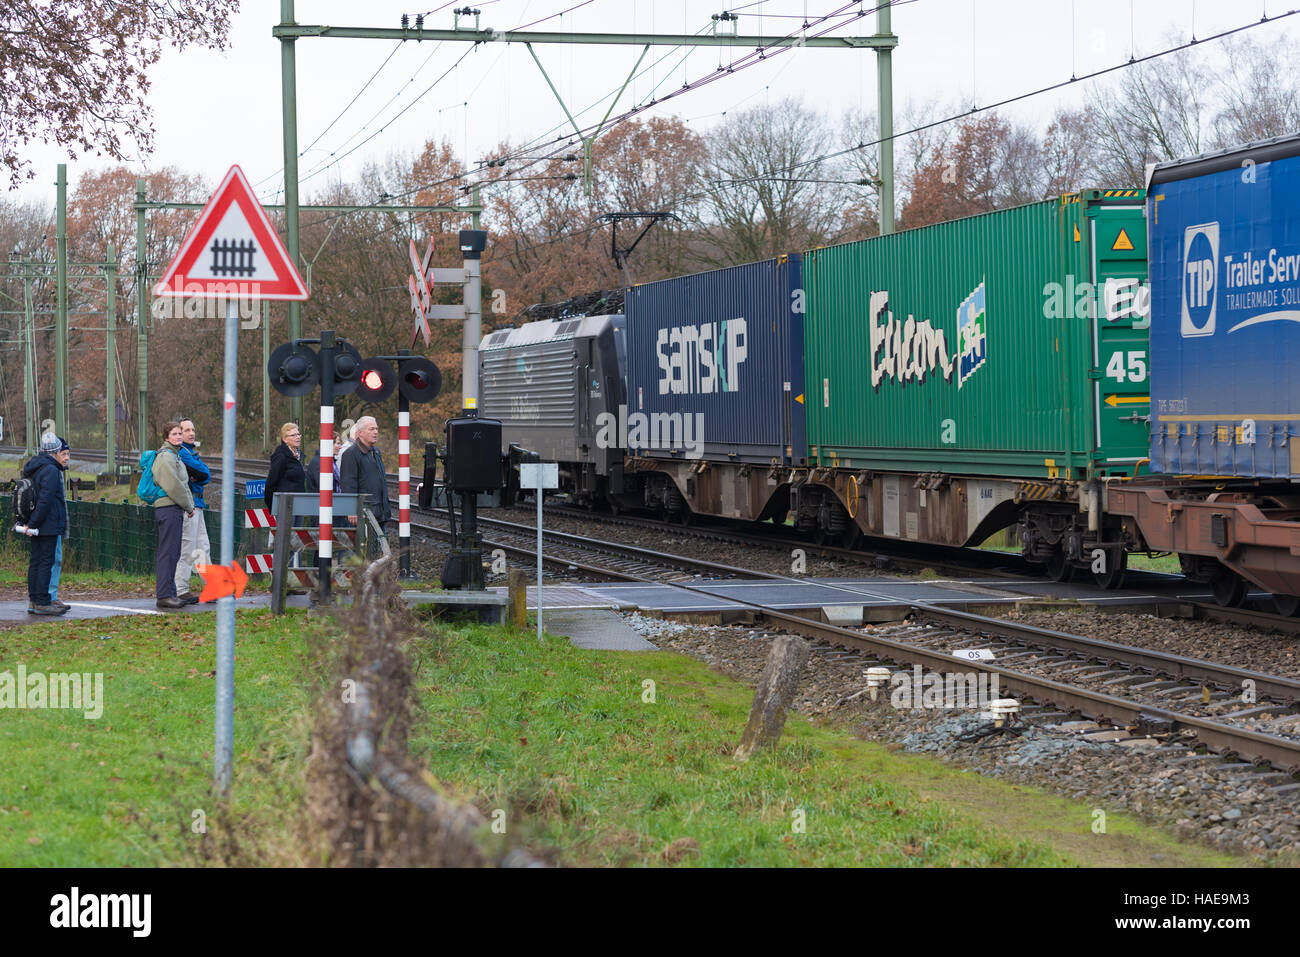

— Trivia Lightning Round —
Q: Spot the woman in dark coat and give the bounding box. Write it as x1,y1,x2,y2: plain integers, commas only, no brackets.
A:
265,422,306,515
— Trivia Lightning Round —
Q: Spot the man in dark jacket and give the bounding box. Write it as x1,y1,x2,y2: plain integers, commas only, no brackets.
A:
43,437,72,610
22,432,69,616
340,416,390,547
174,418,211,603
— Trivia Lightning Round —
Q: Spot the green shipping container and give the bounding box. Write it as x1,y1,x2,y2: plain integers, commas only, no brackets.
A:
804,189,1149,480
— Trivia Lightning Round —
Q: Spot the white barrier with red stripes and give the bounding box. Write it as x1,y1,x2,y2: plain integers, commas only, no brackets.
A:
245,553,274,574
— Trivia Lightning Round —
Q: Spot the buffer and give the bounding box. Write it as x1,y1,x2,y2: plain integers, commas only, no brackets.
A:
154,165,309,301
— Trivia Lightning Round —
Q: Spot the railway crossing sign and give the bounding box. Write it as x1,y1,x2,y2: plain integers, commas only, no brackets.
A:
408,237,434,347
154,165,309,301
153,164,313,797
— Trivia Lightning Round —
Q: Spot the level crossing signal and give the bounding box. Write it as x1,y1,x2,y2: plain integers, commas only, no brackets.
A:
355,355,442,404
269,339,441,405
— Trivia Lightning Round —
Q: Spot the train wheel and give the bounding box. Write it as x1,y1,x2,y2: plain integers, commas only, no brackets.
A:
769,510,788,526
1092,549,1128,590
1272,594,1300,617
1044,547,1074,583
1211,571,1249,608
840,526,862,549
674,506,694,526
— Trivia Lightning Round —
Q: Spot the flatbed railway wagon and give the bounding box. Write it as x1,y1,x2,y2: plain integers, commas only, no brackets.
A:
1109,134,1300,608
625,190,1150,585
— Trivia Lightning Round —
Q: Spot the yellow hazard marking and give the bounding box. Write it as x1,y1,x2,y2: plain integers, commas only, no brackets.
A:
1044,458,1056,467
465,396,478,409
1111,228,1135,251
794,393,804,405
1105,394,1149,407
1152,193,1165,224
1073,224,1081,242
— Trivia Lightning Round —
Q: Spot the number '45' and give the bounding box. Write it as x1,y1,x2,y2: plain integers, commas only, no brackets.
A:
1106,350,1147,383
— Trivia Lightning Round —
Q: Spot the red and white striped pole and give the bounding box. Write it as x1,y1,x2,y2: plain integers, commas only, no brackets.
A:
398,396,411,577
317,332,336,604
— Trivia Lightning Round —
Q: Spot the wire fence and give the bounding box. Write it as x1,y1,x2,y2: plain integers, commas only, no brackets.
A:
1,496,247,576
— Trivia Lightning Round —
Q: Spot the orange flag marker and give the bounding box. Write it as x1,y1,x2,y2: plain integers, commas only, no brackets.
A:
197,561,249,603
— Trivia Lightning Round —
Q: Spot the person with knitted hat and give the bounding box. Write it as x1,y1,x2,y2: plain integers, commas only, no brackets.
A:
21,432,69,615
46,436,72,609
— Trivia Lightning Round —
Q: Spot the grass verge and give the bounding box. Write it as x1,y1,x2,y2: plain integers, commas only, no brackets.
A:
409,618,1241,867
0,608,316,866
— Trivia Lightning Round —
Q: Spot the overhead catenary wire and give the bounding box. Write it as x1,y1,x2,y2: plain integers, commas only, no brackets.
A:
374,0,881,210
413,5,1300,271
290,0,887,232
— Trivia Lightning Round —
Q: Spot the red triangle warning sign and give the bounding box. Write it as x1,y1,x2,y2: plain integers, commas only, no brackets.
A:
154,165,308,301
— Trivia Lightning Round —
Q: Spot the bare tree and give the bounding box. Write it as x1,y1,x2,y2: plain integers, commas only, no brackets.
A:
693,99,846,266
1212,34,1300,148
1087,41,1213,186
0,1,239,190
1041,107,1100,195
900,112,1043,228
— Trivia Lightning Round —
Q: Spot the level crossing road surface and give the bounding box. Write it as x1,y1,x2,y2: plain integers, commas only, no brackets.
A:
0,575,1218,625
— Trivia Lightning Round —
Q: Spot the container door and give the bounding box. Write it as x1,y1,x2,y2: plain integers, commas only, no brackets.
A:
1089,202,1150,472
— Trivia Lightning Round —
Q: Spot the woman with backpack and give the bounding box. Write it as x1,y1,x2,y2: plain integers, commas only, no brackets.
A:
151,421,195,610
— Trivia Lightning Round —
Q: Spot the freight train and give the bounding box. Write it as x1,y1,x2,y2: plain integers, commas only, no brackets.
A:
479,132,1300,610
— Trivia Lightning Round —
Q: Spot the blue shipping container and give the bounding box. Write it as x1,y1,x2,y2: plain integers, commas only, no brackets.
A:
1149,134,1300,479
624,256,805,465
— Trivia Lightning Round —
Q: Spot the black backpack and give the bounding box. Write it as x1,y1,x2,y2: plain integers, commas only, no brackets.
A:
12,474,36,524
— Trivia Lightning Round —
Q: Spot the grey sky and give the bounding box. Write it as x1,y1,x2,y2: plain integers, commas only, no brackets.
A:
10,0,1296,206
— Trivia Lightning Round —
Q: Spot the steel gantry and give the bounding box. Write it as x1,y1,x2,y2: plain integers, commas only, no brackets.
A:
272,2,900,306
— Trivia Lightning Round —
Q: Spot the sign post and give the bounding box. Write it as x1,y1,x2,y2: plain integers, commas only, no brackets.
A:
154,165,309,795
519,462,559,641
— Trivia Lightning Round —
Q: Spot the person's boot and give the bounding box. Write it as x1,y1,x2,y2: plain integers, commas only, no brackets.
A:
156,597,186,610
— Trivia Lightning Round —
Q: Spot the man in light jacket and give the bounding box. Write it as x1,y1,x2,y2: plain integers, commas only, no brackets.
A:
174,418,211,604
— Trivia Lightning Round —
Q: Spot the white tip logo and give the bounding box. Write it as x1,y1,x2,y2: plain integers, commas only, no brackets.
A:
1181,222,1219,337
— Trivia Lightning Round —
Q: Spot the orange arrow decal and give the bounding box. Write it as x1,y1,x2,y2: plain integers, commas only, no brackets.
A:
197,561,250,602
1104,394,1150,408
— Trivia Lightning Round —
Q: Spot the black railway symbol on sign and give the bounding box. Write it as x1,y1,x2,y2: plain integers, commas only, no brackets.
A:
209,238,257,277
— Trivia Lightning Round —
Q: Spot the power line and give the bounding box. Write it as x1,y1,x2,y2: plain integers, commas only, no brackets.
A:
462,6,1300,270
254,41,407,195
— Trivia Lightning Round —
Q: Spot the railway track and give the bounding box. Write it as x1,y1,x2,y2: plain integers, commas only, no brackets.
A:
409,511,784,584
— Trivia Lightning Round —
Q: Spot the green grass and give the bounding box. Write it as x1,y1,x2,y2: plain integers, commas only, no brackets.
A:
410,621,1251,867
0,531,158,593
410,622,1069,866
0,600,1254,867
0,609,315,865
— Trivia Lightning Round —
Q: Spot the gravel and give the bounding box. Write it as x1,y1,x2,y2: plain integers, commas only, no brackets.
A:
628,613,1300,861
1004,606,1300,679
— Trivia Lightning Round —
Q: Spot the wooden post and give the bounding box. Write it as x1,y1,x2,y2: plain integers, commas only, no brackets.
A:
507,568,527,627
734,635,810,762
